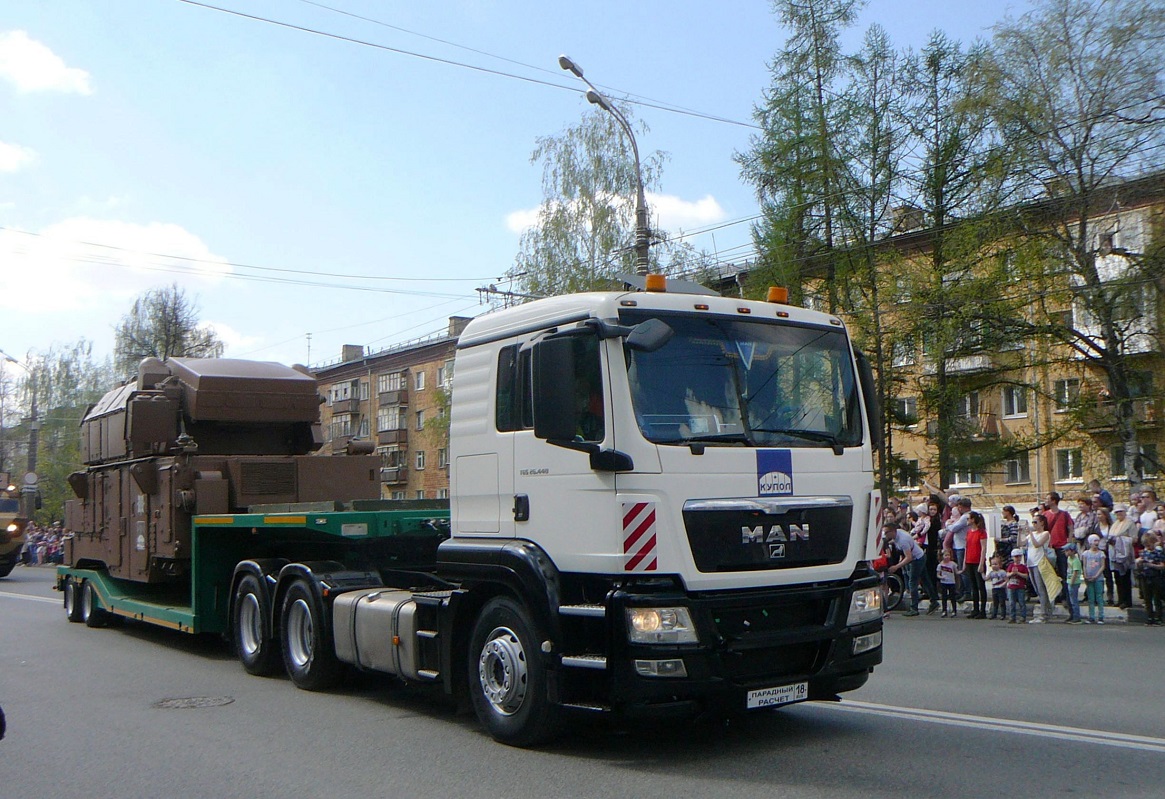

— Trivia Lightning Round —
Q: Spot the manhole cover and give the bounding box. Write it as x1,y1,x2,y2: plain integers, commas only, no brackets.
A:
153,696,235,709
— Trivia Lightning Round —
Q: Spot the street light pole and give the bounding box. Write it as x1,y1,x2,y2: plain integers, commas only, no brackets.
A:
558,55,651,276
0,350,38,520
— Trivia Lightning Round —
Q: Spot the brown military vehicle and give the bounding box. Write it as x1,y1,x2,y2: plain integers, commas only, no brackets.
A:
63,357,378,584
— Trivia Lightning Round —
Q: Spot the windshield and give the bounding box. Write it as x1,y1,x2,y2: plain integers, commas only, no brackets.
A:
622,311,862,448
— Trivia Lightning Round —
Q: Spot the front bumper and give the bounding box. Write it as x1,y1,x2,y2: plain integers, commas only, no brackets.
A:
598,574,882,717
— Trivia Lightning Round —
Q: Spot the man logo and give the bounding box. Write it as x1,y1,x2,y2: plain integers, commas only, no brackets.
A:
769,543,786,559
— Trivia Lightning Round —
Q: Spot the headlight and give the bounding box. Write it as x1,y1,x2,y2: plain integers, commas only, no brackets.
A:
6,523,17,533
846,587,883,626
625,607,699,644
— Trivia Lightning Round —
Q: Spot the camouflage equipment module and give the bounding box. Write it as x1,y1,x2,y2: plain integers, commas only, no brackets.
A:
63,357,379,583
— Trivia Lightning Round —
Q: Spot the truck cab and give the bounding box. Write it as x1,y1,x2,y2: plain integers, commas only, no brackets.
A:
447,281,883,731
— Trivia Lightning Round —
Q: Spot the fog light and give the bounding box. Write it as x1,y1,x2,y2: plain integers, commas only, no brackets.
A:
634,658,688,678
852,631,882,656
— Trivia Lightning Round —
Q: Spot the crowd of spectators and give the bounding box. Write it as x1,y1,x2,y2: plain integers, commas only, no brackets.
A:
879,479,1165,626
17,522,67,566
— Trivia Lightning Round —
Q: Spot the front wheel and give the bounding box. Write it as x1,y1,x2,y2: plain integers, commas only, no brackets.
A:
467,596,561,747
884,573,905,612
233,574,281,676
280,579,340,691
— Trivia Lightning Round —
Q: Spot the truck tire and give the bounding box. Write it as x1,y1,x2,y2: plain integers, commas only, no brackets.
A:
80,580,111,628
0,554,16,578
468,596,562,747
63,577,84,623
233,574,280,676
280,579,341,691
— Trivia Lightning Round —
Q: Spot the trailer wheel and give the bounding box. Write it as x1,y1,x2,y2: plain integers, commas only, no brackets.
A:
63,577,84,623
280,579,340,691
233,574,281,676
80,580,111,628
468,596,561,747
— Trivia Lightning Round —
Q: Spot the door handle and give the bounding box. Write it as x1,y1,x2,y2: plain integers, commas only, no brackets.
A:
513,494,530,522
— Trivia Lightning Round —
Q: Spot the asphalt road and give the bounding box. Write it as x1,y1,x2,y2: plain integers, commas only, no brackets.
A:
1,565,1161,799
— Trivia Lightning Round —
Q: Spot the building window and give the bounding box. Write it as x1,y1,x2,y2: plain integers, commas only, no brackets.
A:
437,488,449,500
1111,444,1160,478
957,391,980,418
378,372,406,393
415,410,425,430
1053,379,1080,412
415,490,426,500
1002,386,1028,418
1055,448,1083,482
437,362,451,389
391,491,406,500
438,448,448,468
358,381,369,401
378,446,402,468
949,467,982,487
896,459,920,490
330,414,352,439
1004,455,1031,484
415,370,426,391
377,406,401,432
891,338,916,367
357,417,370,438
415,450,425,470
893,397,918,427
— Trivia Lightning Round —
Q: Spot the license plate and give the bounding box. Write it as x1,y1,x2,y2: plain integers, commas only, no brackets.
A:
746,681,808,710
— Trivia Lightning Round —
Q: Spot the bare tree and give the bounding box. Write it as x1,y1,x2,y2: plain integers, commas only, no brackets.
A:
114,284,224,379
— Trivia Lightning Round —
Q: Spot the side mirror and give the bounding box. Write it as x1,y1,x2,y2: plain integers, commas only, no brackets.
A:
625,318,673,352
532,337,578,442
855,350,882,450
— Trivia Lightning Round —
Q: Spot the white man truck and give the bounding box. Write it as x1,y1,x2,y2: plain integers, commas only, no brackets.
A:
57,278,885,746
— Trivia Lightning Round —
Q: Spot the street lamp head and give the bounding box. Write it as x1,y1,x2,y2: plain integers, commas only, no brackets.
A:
558,54,583,78
585,89,611,111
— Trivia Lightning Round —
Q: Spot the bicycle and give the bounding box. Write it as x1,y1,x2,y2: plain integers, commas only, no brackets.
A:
871,553,906,612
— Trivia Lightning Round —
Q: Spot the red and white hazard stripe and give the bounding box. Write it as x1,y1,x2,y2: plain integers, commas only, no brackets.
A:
622,502,658,572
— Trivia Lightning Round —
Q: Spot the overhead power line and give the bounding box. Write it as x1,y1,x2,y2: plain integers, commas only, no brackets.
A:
175,0,758,129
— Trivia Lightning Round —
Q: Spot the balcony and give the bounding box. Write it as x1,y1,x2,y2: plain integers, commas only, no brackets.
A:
1081,398,1160,431
379,466,408,484
332,398,362,414
378,388,408,406
377,428,408,445
926,412,1000,440
921,354,994,376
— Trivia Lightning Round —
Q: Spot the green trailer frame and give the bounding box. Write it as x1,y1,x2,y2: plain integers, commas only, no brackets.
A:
56,502,451,634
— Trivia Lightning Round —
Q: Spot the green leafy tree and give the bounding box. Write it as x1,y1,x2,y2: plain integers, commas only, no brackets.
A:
114,283,224,379
509,104,668,297
986,0,1165,486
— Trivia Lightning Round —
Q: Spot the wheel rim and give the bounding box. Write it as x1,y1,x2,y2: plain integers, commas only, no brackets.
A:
64,580,76,618
477,625,528,716
238,592,262,658
286,597,314,670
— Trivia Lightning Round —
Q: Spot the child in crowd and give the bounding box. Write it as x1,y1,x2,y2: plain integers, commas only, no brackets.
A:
1006,548,1029,624
1064,542,1083,624
937,548,959,617
1082,534,1107,624
1136,532,1165,625
987,555,1008,620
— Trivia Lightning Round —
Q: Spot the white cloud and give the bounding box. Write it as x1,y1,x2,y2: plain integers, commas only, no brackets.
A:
0,140,37,172
505,192,726,236
0,30,92,95
0,218,231,316
203,320,262,357
649,193,726,230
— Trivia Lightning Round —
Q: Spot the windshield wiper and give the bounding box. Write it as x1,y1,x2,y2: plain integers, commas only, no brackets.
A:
751,428,847,455
683,432,753,446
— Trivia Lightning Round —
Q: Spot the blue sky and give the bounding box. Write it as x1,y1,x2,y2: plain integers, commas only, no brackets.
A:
0,0,1020,372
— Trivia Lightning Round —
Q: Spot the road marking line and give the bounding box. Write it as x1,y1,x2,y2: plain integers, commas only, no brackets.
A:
814,699,1165,753
0,590,59,605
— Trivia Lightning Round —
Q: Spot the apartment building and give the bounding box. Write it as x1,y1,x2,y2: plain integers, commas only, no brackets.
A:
314,317,469,500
